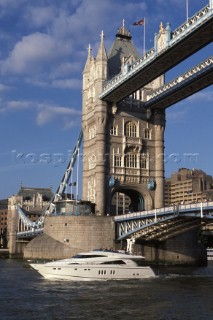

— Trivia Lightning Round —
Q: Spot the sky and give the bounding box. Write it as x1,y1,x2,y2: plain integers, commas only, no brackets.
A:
0,0,212,199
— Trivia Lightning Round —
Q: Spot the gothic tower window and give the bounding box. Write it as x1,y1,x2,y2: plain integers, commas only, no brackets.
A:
140,154,148,169
144,128,151,139
125,121,137,137
88,154,96,169
89,125,96,139
114,154,122,167
87,178,96,203
110,124,118,136
125,153,137,168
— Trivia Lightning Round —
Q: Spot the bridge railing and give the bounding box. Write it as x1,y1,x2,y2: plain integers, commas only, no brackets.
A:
171,5,210,45
17,228,44,239
114,201,213,222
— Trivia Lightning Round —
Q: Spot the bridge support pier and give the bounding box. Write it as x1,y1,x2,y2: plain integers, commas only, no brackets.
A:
7,201,27,258
134,227,207,266
7,203,18,257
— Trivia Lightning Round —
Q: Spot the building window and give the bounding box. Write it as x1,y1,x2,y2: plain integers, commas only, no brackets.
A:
144,128,151,139
114,155,122,167
88,178,96,203
110,125,118,136
88,154,96,169
140,154,147,169
125,154,137,168
125,121,137,137
89,125,96,139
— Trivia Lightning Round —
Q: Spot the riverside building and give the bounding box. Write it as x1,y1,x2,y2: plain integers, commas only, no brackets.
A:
165,168,213,206
0,199,8,248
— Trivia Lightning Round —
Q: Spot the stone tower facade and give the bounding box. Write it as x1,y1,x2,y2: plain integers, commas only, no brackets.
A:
82,22,168,215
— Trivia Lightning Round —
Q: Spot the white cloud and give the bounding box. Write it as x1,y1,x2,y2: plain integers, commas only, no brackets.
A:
0,99,35,113
63,120,79,130
0,0,148,86
36,104,81,126
49,0,147,46
51,78,82,89
1,32,71,75
166,89,213,124
50,61,82,78
0,83,9,92
0,0,26,7
24,6,57,28
6,100,35,110
0,97,81,129
166,108,188,124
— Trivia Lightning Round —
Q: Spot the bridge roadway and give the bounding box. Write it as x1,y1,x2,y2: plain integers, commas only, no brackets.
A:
115,201,213,241
100,3,213,103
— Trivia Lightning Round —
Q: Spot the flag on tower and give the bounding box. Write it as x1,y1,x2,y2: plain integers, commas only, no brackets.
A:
132,17,146,54
132,18,145,26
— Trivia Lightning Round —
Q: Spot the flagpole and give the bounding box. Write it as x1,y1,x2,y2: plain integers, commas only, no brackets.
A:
143,17,146,54
132,18,145,54
186,0,188,20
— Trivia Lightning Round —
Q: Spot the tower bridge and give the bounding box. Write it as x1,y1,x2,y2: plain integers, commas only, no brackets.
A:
8,1,213,263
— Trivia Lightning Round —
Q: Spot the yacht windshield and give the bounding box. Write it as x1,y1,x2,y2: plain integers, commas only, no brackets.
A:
73,254,106,259
101,260,126,265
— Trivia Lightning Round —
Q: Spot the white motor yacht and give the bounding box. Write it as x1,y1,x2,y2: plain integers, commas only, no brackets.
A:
30,250,156,280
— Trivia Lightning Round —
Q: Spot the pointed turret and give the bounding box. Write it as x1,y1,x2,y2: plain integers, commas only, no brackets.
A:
96,30,108,62
82,44,95,98
95,30,108,85
83,44,92,74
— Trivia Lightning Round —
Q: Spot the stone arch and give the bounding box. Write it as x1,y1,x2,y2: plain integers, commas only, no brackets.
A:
110,183,153,214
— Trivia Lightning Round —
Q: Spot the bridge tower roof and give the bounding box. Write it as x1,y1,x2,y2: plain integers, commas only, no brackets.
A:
108,19,139,78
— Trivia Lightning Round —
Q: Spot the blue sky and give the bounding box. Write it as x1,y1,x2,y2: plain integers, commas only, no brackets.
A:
0,0,212,199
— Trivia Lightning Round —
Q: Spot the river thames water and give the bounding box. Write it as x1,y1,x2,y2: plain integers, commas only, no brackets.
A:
0,259,213,320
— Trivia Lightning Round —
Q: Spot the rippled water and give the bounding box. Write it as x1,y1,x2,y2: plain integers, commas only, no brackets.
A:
0,259,213,320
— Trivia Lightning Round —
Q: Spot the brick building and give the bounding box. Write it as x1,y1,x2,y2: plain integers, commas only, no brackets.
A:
0,199,8,248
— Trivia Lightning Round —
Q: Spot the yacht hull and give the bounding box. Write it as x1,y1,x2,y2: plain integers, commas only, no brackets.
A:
30,263,155,280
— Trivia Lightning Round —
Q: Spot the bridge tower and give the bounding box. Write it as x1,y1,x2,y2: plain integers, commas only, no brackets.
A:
82,22,169,215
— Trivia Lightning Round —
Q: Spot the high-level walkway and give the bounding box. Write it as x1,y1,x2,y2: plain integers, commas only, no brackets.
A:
145,56,213,109
100,3,213,103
